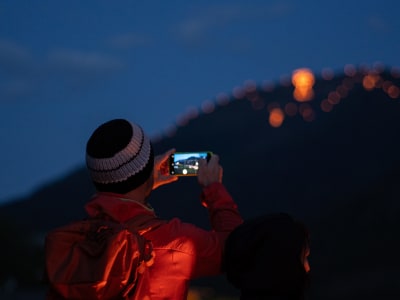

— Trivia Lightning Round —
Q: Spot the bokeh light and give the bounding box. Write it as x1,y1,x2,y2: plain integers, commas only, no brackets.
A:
342,77,355,90
321,99,333,112
172,64,400,131
176,115,189,127
336,85,348,98
344,64,357,77
299,103,315,122
216,93,230,106
201,100,215,114
176,106,199,126
292,68,315,102
382,81,393,93
232,86,245,99
269,108,285,127
186,106,200,119
285,102,298,116
387,85,400,99
244,80,257,93
372,61,385,73
362,74,381,91
327,91,341,105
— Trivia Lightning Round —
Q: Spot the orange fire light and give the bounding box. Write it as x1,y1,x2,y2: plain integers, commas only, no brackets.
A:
269,108,285,128
292,68,315,102
388,85,400,99
362,74,380,91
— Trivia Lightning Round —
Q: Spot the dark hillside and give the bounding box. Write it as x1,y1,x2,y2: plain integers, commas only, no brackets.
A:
1,67,399,299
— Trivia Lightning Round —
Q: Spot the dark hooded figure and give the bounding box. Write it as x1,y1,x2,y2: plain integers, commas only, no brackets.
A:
223,213,310,300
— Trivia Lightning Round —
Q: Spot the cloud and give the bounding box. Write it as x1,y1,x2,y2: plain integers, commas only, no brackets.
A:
0,40,126,102
175,5,243,44
0,39,39,101
0,40,125,81
0,79,37,100
367,16,390,33
48,49,125,75
0,39,35,76
108,33,152,49
175,2,294,44
42,49,127,93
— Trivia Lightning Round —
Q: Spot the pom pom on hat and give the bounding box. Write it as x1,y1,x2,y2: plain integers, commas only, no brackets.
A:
86,119,154,194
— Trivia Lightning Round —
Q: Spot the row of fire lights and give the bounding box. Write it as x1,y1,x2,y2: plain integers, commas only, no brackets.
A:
267,66,400,127
159,65,400,139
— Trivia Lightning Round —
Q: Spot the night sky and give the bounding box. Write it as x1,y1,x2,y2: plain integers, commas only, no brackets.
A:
1,0,399,204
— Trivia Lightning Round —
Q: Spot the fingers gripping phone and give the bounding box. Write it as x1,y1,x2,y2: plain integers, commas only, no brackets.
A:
169,151,212,176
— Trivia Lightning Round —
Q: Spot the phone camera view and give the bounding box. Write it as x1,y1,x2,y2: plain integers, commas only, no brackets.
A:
170,152,210,176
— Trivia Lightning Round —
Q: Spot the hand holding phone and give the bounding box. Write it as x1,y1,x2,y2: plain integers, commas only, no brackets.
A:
169,151,212,176
197,154,222,188
153,149,178,190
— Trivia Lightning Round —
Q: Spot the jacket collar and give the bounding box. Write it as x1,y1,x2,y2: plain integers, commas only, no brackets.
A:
85,192,156,223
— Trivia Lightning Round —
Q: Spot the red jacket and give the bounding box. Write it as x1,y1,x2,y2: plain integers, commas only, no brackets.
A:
84,182,242,300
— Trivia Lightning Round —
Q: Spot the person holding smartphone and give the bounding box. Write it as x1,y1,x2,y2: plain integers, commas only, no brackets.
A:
45,118,243,300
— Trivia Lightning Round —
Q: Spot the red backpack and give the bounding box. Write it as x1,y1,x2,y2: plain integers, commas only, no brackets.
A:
44,217,155,300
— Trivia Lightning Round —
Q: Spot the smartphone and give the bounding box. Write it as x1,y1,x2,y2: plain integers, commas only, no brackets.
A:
169,151,212,176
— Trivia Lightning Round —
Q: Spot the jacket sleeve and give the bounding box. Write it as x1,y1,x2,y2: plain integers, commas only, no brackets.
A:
201,182,243,235
190,182,243,278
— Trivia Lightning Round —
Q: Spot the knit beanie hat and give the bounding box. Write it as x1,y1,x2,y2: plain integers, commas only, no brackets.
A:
86,119,154,194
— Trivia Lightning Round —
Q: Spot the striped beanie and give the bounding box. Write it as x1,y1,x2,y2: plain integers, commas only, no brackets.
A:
86,119,154,194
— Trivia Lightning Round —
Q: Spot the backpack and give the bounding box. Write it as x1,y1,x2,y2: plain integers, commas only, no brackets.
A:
44,217,154,300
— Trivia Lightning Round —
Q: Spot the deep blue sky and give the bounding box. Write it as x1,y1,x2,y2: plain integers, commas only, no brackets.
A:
1,0,399,204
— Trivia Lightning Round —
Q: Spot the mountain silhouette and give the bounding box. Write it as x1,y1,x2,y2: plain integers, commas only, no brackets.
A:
1,66,400,299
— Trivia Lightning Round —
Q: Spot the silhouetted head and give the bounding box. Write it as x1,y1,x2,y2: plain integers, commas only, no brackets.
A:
224,213,310,300
86,119,154,194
